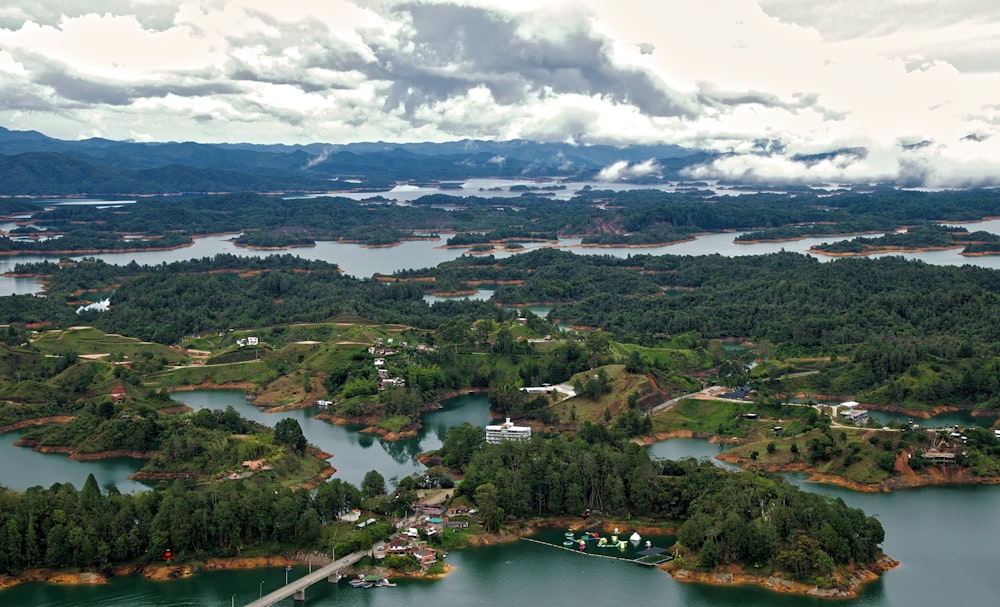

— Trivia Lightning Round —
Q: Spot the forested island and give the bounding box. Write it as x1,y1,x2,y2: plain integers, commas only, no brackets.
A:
5,186,1000,596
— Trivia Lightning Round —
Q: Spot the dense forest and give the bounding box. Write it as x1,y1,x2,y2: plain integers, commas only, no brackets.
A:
0,473,371,575
6,245,1000,411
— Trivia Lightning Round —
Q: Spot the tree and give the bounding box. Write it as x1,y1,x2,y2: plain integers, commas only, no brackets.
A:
474,482,505,533
361,470,386,499
273,418,307,452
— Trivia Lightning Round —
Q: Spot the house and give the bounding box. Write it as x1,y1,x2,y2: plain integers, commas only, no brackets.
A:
840,408,869,425
387,535,412,553
414,548,437,566
247,336,259,346
110,383,127,403
485,418,532,444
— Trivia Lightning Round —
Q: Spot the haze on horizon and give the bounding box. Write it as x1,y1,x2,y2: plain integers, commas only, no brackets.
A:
1,1,1000,186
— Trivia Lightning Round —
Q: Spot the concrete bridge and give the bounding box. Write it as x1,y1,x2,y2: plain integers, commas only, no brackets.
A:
243,549,366,607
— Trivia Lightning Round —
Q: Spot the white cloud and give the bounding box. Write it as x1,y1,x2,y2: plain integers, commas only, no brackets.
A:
597,158,662,181
0,1,998,184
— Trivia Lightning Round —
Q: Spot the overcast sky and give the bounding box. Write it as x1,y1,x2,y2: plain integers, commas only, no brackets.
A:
2,0,1000,185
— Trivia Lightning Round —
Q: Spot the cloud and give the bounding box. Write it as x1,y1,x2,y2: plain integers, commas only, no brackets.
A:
0,1,999,185
597,158,661,181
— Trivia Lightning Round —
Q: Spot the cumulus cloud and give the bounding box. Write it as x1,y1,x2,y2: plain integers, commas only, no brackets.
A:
597,158,661,181
0,1,999,184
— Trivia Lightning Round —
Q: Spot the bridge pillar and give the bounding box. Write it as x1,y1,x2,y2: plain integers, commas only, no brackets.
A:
327,569,341,583
293,589,305,601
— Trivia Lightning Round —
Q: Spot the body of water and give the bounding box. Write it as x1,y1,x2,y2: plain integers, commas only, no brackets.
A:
867,408,990,429
5,206,1000,296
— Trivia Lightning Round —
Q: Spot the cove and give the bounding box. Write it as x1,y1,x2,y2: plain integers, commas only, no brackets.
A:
0,429,148,493
171,389,494,488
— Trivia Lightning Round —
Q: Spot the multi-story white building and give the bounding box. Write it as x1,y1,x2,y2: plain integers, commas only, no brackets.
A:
485,418,532,444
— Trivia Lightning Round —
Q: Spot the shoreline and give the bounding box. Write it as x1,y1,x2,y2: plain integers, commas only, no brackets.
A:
714,451,1000,492
661,555,899,599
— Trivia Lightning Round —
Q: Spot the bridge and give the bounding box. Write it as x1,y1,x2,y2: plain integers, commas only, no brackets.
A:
243,549,367,607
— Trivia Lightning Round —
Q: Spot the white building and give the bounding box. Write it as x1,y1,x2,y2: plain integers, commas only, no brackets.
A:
485,418,532,444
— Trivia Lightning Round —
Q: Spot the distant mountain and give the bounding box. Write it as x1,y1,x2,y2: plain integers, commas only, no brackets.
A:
0,152,334,197
0,126,710,196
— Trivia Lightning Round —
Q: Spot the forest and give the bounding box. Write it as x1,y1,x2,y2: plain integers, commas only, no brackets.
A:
6,245,1000,411
0,472,376,575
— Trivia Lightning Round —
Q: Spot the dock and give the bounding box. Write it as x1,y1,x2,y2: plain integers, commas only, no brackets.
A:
520,537,673,566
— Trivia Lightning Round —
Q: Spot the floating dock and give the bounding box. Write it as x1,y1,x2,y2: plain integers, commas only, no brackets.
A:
521,538,673,567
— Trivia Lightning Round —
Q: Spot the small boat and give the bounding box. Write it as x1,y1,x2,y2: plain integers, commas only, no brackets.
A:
349,579,373,589
374,578,397,587
563,540,575,546
564,531,575,537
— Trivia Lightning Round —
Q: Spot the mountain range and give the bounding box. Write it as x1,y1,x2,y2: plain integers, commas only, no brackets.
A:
0,127,708,197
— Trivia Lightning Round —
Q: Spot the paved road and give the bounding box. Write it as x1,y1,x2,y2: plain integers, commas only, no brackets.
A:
647,387,711,416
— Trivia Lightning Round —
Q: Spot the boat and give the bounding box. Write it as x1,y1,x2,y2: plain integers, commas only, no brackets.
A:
374,578,397,587
563,540,575,546
348,579,374,589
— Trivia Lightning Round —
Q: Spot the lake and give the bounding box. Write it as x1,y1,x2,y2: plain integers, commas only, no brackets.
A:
5,210,1000,296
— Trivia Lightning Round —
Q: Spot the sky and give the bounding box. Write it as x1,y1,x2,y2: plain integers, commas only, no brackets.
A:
1,0,1000,185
